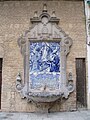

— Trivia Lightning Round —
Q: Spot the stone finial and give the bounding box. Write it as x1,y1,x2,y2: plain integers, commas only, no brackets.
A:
43,4,47,12
16,73,22,91
52,11,56,18
34,11,38,18
68,72,73,81
67,72,74,93
16,73,22,82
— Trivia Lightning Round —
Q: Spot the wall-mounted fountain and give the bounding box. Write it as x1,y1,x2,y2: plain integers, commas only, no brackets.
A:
16,4,74,112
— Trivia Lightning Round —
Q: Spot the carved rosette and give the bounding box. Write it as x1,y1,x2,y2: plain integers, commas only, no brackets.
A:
16,4,74,107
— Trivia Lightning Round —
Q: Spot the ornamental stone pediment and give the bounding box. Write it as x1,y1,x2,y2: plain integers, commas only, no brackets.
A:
16,4,74,109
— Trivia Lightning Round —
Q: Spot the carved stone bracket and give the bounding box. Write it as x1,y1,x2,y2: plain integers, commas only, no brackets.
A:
16,4,74,108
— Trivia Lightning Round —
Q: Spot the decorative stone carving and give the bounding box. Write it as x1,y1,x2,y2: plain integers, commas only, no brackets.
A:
16,4,74,107
16,73,22,90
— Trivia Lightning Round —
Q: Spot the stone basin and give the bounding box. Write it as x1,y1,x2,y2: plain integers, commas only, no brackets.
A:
27,90,63,102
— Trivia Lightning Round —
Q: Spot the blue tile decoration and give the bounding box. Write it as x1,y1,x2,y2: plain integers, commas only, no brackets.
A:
29,42,60,89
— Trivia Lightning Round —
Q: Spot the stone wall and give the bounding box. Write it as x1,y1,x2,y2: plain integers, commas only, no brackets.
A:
0,0,86,112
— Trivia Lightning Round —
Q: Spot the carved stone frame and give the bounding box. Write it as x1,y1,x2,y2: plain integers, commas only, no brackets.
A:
16,4,74,103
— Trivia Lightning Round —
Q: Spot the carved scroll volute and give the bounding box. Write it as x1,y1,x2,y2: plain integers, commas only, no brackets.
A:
18,36,26,56
63,37,73,55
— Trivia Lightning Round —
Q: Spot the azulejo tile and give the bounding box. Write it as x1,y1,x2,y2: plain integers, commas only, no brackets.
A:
29,42,60,89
